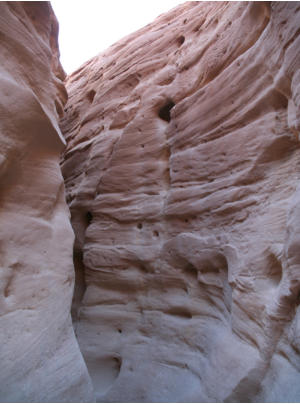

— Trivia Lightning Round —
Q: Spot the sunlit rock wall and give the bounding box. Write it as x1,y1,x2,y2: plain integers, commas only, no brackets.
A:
0,2,93,401
61,2,300,402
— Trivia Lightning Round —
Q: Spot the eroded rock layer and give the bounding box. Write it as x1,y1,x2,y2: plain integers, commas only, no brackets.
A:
61,2,300,402
0,2,93,401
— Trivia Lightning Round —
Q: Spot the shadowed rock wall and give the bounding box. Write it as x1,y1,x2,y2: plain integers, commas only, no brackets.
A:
60,1,300,402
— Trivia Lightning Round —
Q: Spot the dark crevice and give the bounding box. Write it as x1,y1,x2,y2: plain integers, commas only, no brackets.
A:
184,263,198,278
55,99,64,118
86,211,93,225
71,250,87,325
166,307,192,319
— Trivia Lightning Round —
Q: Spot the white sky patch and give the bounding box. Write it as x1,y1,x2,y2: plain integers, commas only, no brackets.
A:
51,0,184,74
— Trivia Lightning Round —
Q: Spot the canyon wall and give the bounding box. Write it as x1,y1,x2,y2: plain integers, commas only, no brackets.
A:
61,1,300,402
0,2,93,402
2,1,299,403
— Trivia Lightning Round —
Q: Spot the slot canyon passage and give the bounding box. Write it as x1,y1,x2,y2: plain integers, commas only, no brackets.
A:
1,1,300,402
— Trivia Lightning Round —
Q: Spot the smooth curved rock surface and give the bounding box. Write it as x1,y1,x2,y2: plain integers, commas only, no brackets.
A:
0,2,94,402
61,2,300,402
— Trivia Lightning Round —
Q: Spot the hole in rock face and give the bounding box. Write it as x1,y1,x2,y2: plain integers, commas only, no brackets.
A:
177,35,185,46
85,355,122,399
86,211,93,225
153,230,159,237
158,100,175,122
137,223,143,229
87,89,96,103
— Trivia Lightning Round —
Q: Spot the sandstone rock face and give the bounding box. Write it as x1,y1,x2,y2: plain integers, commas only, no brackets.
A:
61,2,300,402
0,2,93,401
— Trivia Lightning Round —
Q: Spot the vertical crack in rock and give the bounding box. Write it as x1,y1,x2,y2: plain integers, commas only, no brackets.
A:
60,2,300,402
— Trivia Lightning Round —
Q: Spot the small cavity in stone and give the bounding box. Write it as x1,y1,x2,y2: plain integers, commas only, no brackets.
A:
158,100,175,123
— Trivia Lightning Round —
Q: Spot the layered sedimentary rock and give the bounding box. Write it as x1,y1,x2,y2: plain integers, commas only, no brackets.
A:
0,2,93,401
61,2,300,402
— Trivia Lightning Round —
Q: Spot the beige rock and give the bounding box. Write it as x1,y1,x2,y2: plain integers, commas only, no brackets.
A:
61,1,300,402
0,2,93,402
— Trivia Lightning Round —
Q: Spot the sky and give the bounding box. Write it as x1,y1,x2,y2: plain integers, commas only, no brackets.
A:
51,0,184,74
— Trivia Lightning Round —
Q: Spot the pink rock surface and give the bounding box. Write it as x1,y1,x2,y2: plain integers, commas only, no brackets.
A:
59,1,300,402
0,2,93,401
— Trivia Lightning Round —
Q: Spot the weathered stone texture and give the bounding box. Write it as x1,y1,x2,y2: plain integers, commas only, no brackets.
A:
61,1,300,402
0,2,93,401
